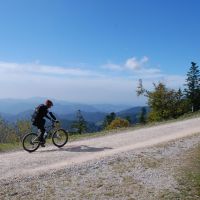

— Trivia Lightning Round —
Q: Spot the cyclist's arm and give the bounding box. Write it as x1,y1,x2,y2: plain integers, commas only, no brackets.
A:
45,113,52,120
49,112,57,121
45,112,57,121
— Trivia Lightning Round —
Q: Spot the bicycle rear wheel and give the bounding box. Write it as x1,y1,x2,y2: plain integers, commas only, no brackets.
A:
52,129,68,148
22,133,40,152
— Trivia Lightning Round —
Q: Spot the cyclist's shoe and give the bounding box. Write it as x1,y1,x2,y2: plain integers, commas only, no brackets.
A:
39,139,46,147
40,143,45,147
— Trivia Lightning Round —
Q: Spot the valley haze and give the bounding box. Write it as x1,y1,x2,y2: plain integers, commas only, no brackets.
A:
0,98,146,131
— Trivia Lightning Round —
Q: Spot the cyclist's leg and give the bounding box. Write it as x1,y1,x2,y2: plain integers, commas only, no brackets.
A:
37,119,46,143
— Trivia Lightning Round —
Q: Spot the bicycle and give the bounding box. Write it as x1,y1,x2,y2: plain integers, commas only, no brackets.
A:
22,121,69,152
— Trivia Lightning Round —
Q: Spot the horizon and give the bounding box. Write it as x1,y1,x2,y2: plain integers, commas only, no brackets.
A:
0,0,199,104
0,96,143,107
0,97,147,117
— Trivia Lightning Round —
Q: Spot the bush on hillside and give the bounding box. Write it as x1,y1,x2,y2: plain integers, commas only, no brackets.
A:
106,117,130,130
0,118,18,143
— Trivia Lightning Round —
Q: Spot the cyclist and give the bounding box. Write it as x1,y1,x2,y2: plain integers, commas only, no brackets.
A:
31,99,57,147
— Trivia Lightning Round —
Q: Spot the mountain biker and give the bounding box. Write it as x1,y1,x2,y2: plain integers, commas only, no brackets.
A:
32,99,57,147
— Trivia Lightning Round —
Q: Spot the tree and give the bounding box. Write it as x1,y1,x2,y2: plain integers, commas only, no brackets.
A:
137,80,187,122
138,107,147,124
103,112,116,128
184,62,200,112
106,117,130,130
16,120,32,141
0,117,17,143
71,110,87,134
125,116,132,123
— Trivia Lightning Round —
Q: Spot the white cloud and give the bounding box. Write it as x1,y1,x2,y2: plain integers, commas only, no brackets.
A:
0,61,138,104
125,56,149,70
161,75,186,89
102,56,164,81
0,61,98,77
0,60,186,105
102,63,122,71
0,72,141,105
141,56,149,63
133,68,162,79
103,56,150,71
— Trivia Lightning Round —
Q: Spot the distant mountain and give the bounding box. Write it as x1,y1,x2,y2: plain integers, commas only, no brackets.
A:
0,99,36,115
0,105,148,125
0,112,15,122
53,103,98,114
91,104,131,113
0,98,131,115
60,111,107,123
0,98,148,132
117,106,149,123
59,119,101,133
0,110,33,122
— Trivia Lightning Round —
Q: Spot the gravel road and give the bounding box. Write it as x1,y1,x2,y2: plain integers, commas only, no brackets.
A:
1,117,200,181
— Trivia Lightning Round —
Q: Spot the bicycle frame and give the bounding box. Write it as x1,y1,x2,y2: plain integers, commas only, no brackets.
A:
35,121,57,139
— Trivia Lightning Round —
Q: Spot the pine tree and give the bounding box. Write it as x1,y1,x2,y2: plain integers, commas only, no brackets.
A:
184,62,200,112
71,110,87,134
138,107,147,124
125,116,132,123
103,112,116,129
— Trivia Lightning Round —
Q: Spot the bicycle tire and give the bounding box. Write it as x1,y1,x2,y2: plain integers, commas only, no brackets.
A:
52,129,68,148
22,133,40,152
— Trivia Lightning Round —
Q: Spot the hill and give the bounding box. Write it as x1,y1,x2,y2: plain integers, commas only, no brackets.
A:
0,98,131,115
117,106,149,123
0,98,147,132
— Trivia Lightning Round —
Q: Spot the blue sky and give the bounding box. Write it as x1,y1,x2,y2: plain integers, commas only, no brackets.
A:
0,0,200,105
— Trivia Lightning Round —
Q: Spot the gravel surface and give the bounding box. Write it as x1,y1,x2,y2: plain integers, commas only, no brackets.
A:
1,118,200,199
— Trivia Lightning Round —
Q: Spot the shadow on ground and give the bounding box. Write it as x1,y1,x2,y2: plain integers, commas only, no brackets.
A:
65,145,113,152
38,145,113,153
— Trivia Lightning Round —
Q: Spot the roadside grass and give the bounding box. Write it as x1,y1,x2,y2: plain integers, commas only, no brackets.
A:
177,144,200,199
159,144,200,199
1,110,200,153
0,142,22,152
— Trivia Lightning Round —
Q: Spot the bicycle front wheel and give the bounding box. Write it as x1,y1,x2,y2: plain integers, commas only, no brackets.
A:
22,133,40,152
52,129,68,148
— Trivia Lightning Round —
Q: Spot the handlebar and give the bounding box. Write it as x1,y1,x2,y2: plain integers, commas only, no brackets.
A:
51,120,59,124
45,120,59,129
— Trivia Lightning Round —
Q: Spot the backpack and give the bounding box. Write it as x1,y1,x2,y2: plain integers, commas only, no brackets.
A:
31,104,42,124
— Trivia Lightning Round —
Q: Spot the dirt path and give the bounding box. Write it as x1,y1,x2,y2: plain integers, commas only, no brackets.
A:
1,117,200,181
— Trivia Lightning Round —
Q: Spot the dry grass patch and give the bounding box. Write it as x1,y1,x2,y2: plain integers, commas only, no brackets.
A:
176,145,200,198
158,144,200,199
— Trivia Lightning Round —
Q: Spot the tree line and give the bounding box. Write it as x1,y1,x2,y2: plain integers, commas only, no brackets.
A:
137,62,200,122
77,61,200,130
0,119,31,143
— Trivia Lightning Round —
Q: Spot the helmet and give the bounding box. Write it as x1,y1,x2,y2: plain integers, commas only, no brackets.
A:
45,99,53,107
